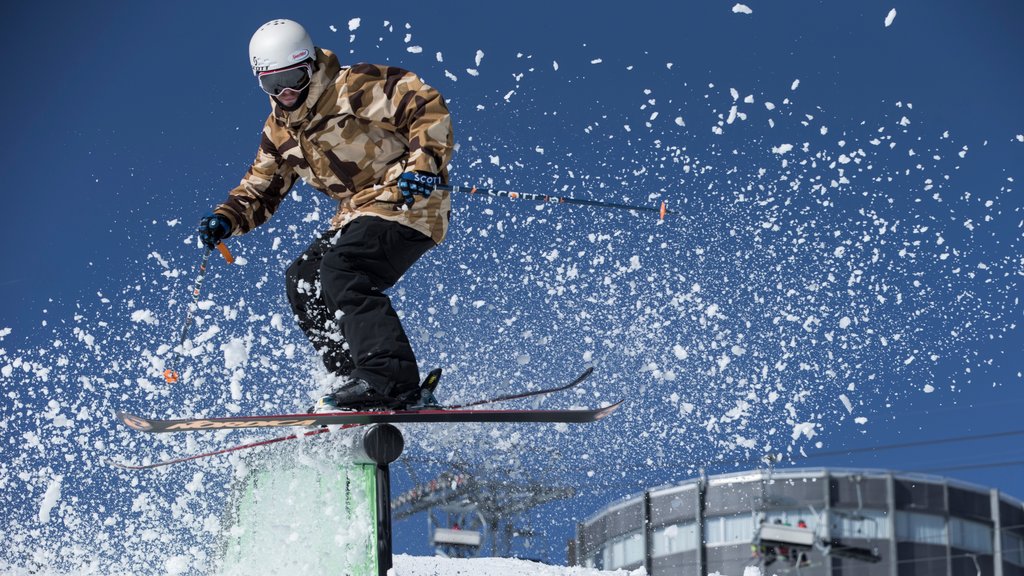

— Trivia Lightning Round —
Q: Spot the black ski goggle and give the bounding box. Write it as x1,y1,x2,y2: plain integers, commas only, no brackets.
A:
257,63,312,96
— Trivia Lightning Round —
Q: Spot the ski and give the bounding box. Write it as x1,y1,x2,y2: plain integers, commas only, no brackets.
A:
113,367,599,469
117,402,620,432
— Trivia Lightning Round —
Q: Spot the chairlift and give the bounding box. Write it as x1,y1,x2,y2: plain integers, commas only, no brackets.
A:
812,475,884,564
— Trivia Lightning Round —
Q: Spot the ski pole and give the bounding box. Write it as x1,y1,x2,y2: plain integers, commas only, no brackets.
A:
438,184,670,220
163,243,234,383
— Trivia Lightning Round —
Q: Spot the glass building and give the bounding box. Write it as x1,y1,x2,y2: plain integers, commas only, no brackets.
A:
569,468,1024,576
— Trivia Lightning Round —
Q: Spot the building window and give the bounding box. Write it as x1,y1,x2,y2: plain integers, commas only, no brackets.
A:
829,509,889,539
950,518,992,554
705,514,756,546
601,530,644,570
896,511,947,545
653,521,698,556
1002,532,1024,567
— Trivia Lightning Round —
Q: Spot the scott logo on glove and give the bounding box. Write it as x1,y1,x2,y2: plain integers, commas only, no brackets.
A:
410,173,441,186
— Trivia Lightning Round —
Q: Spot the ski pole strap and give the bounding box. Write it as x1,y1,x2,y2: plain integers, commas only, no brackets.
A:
438,184,670,219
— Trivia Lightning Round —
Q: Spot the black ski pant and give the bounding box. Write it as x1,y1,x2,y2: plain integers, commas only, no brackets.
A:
285,216,434,394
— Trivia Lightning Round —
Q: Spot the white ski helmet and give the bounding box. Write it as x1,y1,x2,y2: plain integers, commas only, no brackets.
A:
248,19,314,76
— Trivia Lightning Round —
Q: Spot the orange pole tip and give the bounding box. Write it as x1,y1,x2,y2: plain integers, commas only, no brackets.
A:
659,201,667,220
163,369,180,384
216,242,235,264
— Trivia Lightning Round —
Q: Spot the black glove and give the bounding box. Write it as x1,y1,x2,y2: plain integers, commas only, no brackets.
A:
398,171,443,207
198,214,232,249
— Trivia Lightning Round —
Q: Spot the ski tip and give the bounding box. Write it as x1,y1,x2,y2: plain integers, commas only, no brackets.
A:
116,412,155,432
594,400,625,421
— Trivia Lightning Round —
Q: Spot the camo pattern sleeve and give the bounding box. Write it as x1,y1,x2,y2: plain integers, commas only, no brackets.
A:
214,124,299,235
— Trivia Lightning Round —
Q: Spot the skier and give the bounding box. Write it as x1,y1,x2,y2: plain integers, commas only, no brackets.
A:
197,19,453,412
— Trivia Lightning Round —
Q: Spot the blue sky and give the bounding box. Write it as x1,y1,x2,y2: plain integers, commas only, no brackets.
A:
1,0,1022,568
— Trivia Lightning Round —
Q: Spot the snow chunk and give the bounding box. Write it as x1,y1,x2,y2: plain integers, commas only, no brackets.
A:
673,345,689,360
222,337,249,370
348,18,361,32
474,50,484,67
591,58,603,64
839,316,852,329
839,394,854,413
39,475,62,523
130,309,158,325
923,384,935,393
407,46,423,54
791,79,800,91
165,556,190,575
0,327,10,340
1016,135,1023,142
772,144,794,155
791,422,817,440
732,3,753,14
884,8,897,27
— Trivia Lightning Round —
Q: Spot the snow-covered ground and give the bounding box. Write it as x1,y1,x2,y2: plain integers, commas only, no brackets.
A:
393,555,769,576
392,555,645,576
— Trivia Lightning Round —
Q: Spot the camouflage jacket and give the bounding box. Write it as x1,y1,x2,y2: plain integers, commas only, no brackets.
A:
215,48,454,244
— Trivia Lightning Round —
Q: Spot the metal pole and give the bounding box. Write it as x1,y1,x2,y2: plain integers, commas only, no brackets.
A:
439,184,670,219
376,463,393,576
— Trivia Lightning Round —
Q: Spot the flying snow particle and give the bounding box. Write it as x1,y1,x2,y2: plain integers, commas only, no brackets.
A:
407,46,423,54
552,60,559,71
772,144,794,155
1016,135,1024,142
348,18,361,32
791,422,817,440
791,79,800,91
475,50,484,67
222,338,249,370
884,8,897,27
329,25,337,32
732,3,753,14
839,394,854,413
673,345,689,360
39,475,62,523
165,556,190,575
130,310,158,325
0,327,11,340
923,384,935,393
516,353,531,365
675,117,686,127
839,316,852,329
591,58,603,64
